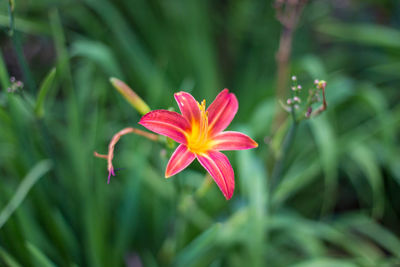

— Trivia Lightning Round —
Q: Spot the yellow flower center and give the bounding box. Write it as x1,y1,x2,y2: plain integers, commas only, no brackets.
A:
187,99,212,154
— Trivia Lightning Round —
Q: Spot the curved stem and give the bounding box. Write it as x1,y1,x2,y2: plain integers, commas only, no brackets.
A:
94,127,158,183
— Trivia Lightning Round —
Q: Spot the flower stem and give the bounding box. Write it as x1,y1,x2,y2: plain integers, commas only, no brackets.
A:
272,0,307,130
94,127,158,183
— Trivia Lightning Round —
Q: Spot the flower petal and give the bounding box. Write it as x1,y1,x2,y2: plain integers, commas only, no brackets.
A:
139,110,190,144
174,92,201,125
211,131,258,151
165,144,196,178
207,89,238,136
196,150,234,200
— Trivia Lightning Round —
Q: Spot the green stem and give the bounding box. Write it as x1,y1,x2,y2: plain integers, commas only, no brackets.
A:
7,0,14,36
270,113,298,193
0,51,10,90
8,0,36,93
12,32,37,93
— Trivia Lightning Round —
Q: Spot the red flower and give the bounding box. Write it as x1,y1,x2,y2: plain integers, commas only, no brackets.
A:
139,89,258,199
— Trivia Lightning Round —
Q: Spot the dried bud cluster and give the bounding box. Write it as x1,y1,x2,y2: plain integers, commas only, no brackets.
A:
281,75,328,121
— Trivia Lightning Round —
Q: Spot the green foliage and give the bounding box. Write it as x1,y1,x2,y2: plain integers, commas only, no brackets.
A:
0,0,399,266
35,68,56,118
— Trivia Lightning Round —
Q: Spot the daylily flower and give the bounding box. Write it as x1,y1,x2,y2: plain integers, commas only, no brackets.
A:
139,89,258,199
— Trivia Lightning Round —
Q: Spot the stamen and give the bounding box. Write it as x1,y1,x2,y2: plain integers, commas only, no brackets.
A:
107,167,115,184
188,99,210,153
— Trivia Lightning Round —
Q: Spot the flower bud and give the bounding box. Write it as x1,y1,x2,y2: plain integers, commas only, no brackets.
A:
110,77,151,115
317,80,327,89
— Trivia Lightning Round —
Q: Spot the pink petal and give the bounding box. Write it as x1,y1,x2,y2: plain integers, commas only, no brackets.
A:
174,92,201,125
207,89,238,136
211,131,258,151
139,110,190,144
165,144,196,177
196,150,235,200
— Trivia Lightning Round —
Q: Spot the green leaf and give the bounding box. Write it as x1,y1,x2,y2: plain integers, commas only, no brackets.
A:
310,116,338,214
35,68,56,118
349,145,384,218
272,161,320,206
71,40,123,78
270,214,382,264
337,214,400,258
237,147,268,266
316,22,400,49
0,247,22,267
173,224,220,267
0,51,10,90
26,242,57,267
0,160,53,229
249,99,276,138
292,258,358,267
49,9,73,92
299,54,327,78
0,14,50,35
83,0,171,104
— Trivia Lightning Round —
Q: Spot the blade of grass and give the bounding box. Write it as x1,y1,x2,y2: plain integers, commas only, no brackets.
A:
83,0,170,104
336,214,400,258
0,14,50,35
270,214,382,264
109,145,146,266
316,22,400,49
0,160,53,229
292,258,358,267
34,68,56,118
70,40,124,78
237,146,268,267
0,51,10,90
26,242,57,267
173,224,220,266
310,116,338,215
0,247,22,267
349,145,384,218
272,160,320,206
49,9,73,92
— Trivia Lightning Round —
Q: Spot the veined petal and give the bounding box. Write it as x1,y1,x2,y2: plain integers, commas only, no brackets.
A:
211,131,258,151
207,89,238,136
165,144,195,177
139,110,190,144
196,150,234,200
174,92,201,125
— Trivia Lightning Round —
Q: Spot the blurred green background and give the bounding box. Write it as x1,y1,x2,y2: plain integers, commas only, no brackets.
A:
0,0,400,266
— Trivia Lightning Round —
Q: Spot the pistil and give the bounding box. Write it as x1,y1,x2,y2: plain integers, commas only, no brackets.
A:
188,100,210,154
